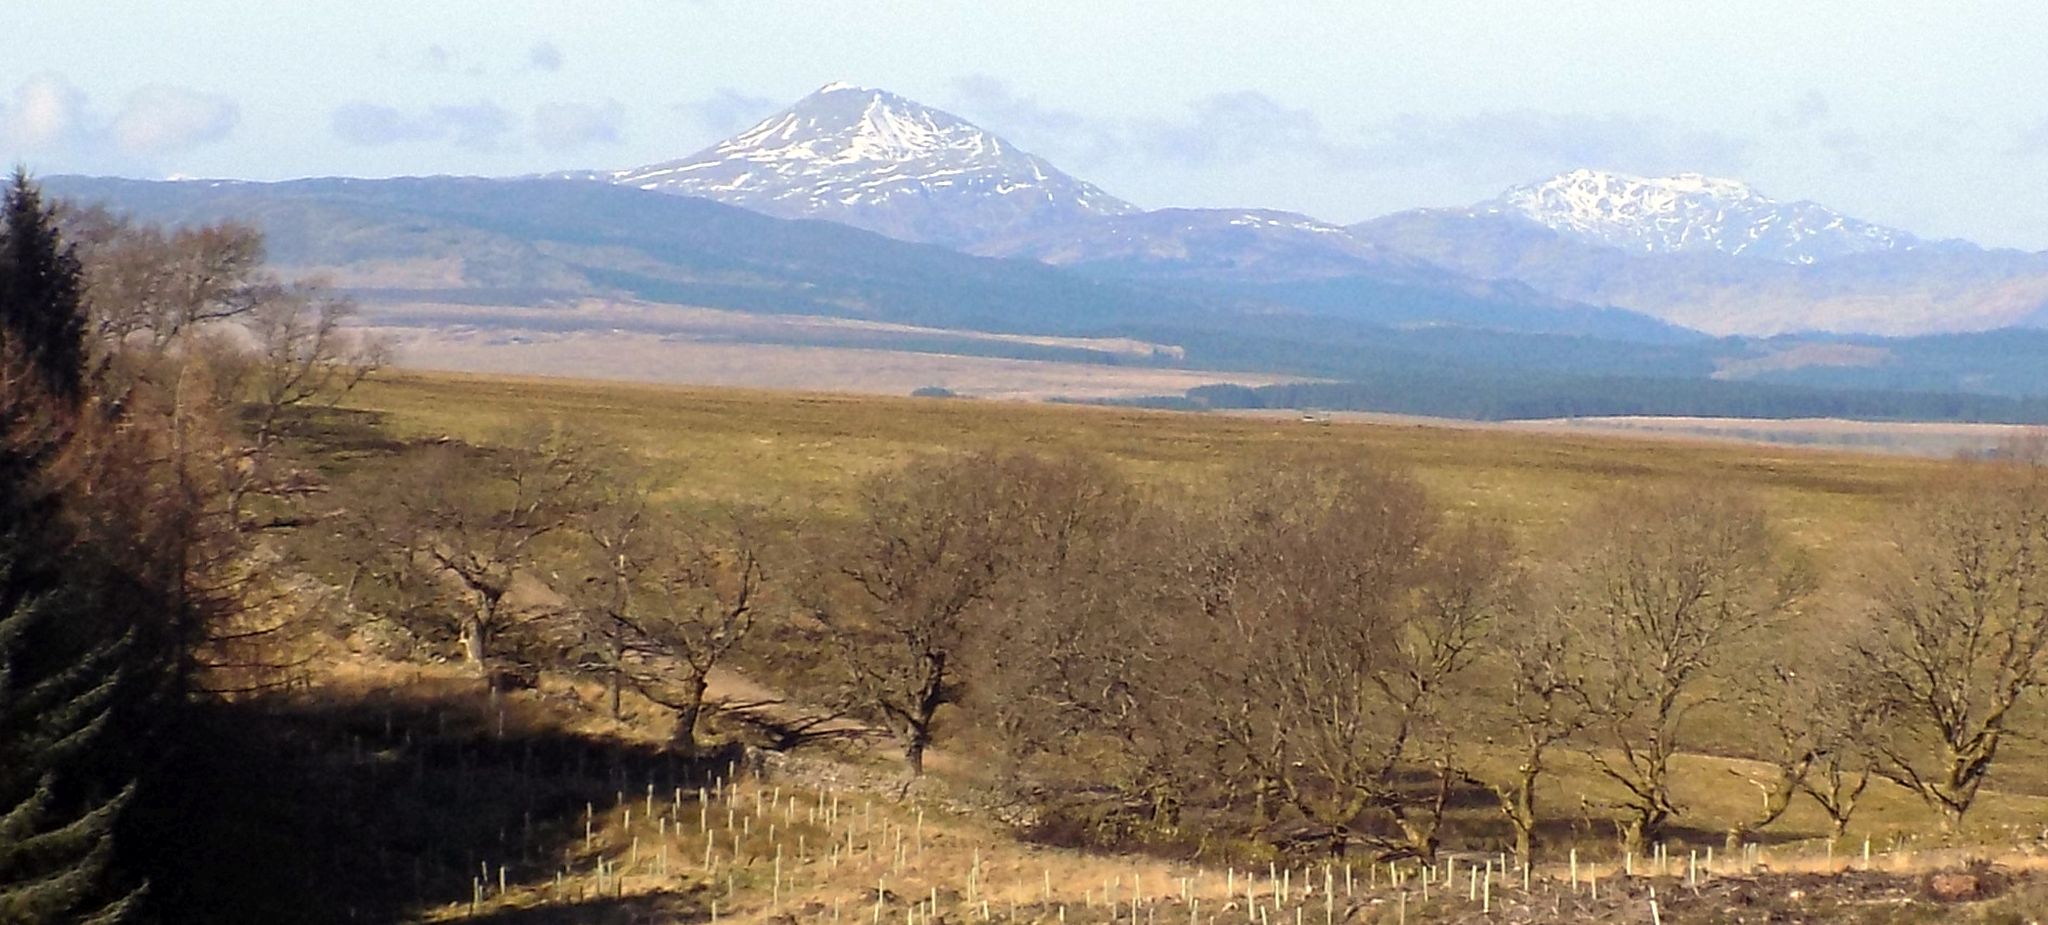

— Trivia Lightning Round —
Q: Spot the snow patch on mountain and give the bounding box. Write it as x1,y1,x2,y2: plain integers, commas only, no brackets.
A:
1485,169,1949,264
578,82,1135,248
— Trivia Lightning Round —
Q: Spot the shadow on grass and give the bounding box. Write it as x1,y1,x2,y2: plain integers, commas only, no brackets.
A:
466,890,705,924
128,678,730,925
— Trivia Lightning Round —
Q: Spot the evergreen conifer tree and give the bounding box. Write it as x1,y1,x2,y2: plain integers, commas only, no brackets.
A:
0,170,88,405
0,171,140,924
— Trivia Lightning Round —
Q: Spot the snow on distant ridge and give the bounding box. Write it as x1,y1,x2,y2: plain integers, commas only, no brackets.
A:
1485,168,1942,264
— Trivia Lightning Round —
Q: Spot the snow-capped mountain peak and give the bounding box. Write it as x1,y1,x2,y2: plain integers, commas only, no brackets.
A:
1486,168,1929,264
586,83,1135,248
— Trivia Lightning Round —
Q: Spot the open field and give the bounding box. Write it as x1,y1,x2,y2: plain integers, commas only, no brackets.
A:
344,370,1956,565
372,326,1297,402
362,299,1194,360
340,372,2048,793
1520,414,2036,457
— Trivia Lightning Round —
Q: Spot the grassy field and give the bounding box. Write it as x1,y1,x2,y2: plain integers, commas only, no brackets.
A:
266,370,2048,922
345,370,1953,571
337,371,2042,788
369,324,1296,402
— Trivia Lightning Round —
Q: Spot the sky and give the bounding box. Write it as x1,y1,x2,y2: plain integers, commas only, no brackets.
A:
7,1,2048,248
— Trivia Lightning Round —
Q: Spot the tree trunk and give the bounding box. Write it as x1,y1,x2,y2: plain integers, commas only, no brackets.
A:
461,617,488,665
673,675,710,756
1621,816,1649,857
1939,801,1965,836
1511,761,1540,863
1738,758,1808,841
904,731,929,776
608,633,624,719
1394,816,1440,863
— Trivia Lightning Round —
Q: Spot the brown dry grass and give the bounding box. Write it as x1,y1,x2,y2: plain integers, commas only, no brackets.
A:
293,371,2048,923
369,326,1297,401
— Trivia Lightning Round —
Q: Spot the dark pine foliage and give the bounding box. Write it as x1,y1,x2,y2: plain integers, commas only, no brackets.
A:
0,171,88,405
0,172,142,924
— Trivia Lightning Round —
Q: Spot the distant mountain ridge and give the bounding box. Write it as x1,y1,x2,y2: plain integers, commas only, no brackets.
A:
37,82,2048,418
562,82,1133,249
44,173,2048,421
971,207,1421,282
552,84,2047,338
1486,169,1957,264
1351,193,2048,336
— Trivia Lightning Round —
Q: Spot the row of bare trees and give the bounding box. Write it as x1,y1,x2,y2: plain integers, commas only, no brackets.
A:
337,435,769,755
795,446,2048,861
326,419,2048,863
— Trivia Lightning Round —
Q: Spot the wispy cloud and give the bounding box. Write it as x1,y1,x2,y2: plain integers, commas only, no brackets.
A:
1353,110,1752,179
533,100,624,150
1133,91,1340,166
1770,90,1832,131
946,76,1119,164
1819,129,1875,171
946,76,1750,182
527,41,564,72
2011,117,2048,156
673,88,778,136
330,100,515,151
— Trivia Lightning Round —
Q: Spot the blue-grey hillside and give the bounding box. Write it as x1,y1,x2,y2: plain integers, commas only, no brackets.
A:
1352,170,2048,336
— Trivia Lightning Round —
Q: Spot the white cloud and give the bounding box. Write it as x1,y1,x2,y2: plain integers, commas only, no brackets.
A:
947,76,1118,165
1819,129,1875,171
0,73,238,172
112,85,239,154
1134,91,1340,167
1354,110,1752,180
10,73,88,149
1770,90,1832,131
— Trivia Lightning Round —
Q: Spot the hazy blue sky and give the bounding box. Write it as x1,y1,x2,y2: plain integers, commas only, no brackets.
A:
8,1,2048,247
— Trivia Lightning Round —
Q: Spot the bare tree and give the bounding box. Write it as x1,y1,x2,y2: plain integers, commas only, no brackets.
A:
561,463,771,752
1561,486,1806,854
810,452,1018,775
1172,462,1514,861
62,207,268,351
968,460,1203,834
1728,623,1878,843
229,284,387,450
1802,710,1877,840
50,210,384,693
1855,458,2048,834
1467,590,1584,864
349,431,591,685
